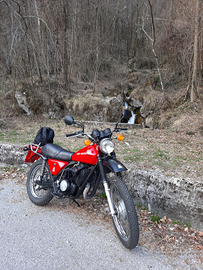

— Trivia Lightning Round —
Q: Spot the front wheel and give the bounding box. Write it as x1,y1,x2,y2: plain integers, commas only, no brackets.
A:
27,160,53,206
107,174,139,249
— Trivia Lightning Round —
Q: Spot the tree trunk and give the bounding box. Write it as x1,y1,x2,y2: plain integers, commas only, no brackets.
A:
142,0,164,91
93,6,99,94
191,0,200,103
62,0,71,98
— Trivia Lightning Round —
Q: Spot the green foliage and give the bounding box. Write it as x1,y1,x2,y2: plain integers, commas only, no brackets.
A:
1,167,9,172
154,150,168,159
172,219,181,225
172,219,191,229
100,192,107,199
1,166,17,172
137,202,148,210
184,222,191,229
0,133,4,140
151,213,161,223
176,155,187,160
122,147,143,162
137,202,143,208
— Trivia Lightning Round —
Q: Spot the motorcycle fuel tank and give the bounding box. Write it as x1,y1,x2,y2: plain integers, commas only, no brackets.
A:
71,144,98,165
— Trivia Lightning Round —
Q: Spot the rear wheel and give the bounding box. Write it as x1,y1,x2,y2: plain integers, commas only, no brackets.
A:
107,173,139,249
27,160,53,206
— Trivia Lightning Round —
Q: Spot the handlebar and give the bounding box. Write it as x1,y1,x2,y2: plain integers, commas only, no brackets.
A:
66,130,94,140
66,127,128,140
66,132,77,137
113,128,128,132
66,131,83,137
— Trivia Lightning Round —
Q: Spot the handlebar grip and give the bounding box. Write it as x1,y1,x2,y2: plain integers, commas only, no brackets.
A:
66,133,76,137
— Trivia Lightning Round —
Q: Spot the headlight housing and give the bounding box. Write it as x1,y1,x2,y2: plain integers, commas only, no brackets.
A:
100,138,114,154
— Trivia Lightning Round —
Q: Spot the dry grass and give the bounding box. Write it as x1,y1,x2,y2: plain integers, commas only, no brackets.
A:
0,114,203,182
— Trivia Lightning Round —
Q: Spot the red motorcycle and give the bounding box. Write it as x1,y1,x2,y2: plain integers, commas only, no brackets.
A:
23,110,139,249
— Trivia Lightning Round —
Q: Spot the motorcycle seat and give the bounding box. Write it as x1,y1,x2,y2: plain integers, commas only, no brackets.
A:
41,143,74,161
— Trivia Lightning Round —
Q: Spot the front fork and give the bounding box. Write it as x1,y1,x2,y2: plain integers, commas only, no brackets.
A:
97,156,116,216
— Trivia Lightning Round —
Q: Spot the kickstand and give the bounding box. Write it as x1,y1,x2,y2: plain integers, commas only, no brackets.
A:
71,199,80,207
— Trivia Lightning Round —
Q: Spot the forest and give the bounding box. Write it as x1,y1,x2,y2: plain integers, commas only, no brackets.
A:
0,0,202,121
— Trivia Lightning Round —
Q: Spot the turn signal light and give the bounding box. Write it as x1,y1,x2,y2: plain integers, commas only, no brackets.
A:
117,134,123,141
84,139,91,146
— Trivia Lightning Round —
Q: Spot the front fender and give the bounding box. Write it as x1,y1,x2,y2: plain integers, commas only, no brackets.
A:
103,158,127,173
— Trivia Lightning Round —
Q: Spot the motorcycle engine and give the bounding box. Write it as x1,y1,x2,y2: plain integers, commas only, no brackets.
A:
59,163,90,196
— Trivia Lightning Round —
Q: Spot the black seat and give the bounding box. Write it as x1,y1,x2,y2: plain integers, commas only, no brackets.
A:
41,144,74,161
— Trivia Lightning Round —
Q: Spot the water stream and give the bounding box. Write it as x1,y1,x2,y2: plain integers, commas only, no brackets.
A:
124,102,135,124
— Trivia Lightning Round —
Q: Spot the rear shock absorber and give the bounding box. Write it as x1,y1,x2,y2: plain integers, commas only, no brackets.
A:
39,158,47,181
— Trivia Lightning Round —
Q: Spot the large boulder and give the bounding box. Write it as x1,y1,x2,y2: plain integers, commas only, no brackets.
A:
64,93,122,122
15,90,33,115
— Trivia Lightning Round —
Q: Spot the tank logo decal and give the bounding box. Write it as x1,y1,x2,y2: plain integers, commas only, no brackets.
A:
76,150,94,156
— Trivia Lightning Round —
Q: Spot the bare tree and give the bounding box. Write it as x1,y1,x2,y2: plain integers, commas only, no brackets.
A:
1,0,202,111
190,0,200,102
142,0,164,91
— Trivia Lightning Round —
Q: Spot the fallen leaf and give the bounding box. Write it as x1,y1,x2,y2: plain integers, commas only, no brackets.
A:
160,218,166,224
169,238,174,244
195,245,203,250
187,236,199,242
167,219,172,224
184,227,189,233
160,245,165,251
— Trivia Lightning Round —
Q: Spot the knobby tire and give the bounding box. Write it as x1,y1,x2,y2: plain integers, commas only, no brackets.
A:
108,174,139,249
27,160,53,206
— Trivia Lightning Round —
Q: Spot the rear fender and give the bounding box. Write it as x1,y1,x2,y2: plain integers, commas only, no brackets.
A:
103,158,127,173
24,145,42,163
25,150,41,163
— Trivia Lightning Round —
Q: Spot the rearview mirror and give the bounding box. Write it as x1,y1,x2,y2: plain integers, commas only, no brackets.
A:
122,109,131,120
64,115,74,125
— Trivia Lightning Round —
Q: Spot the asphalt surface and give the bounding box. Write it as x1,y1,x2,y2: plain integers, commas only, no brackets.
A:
0,177,199,270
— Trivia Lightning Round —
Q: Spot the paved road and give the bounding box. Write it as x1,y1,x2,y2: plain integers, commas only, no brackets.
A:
0,177,198,270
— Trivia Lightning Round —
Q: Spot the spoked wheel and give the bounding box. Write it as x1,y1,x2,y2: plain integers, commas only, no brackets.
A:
27,160,53,206
107,174,139,249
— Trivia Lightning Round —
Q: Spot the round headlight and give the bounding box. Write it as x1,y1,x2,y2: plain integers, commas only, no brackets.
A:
100,138,114,154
